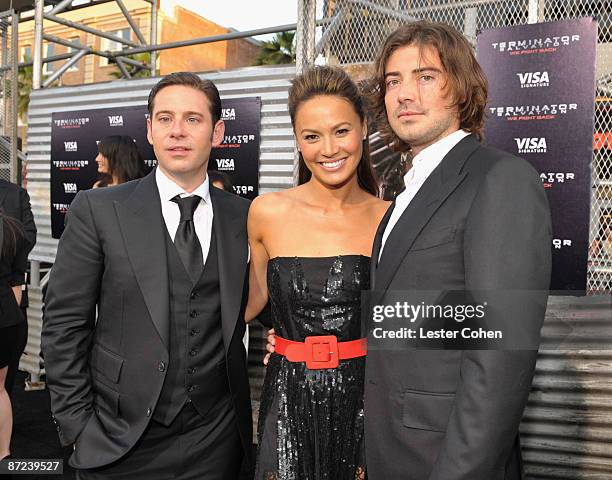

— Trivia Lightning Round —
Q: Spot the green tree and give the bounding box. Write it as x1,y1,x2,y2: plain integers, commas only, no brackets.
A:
256,31,296,65
109,52,152,79
17,63,33,122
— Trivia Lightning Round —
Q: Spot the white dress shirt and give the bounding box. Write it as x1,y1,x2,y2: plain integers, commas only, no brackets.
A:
155,167,214,264
379,130,470,262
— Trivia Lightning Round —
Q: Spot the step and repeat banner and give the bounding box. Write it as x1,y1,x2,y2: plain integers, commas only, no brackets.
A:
477,17,597,293
50,97,261,238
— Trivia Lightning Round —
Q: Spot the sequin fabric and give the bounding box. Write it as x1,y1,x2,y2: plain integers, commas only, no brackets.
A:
255,255,369,480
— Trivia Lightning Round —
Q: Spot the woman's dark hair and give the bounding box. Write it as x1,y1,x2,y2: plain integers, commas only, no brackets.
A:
208,170,234,192
97,135,145,186
0,212,24,260
288,66,379,196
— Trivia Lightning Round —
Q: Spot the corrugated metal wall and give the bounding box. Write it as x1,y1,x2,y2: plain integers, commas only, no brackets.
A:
522,296,612,479
23,64,296,404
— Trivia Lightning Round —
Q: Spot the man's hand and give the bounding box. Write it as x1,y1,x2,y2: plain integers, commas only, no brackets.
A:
263,328,276,365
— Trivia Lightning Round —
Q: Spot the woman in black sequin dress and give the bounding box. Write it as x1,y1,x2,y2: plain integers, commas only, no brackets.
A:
246,66,390,479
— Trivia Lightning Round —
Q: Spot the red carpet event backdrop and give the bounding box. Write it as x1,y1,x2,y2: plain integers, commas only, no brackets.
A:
50,97,261,238
477,18,598,293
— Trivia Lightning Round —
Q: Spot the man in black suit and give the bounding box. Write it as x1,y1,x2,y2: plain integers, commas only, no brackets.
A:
0,178,36,395
42,72,251,479
362,22,552,479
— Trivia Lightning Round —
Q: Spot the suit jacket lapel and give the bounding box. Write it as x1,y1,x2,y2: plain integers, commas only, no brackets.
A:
115,171,170,349
374,135,480,297
371,201,394,289
211,188,248,352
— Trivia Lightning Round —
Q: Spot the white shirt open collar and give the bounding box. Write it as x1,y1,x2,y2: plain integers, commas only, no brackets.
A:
401,129,470,188
379,130,470,262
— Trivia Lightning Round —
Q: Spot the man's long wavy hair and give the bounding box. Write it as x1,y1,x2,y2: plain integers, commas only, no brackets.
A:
365,21,488,153
289,66,379,196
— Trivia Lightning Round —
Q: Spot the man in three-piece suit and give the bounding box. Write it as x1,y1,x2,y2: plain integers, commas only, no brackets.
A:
0,178,36,396
42,72,251,479
364,22,552,479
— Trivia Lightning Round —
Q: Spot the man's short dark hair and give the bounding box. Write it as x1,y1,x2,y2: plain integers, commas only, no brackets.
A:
147,72,222,124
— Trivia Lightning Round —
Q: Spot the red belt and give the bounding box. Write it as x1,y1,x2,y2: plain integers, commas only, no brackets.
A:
275,335,367,369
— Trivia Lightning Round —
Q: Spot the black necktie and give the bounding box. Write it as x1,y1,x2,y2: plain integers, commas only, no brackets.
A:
171,195,203,281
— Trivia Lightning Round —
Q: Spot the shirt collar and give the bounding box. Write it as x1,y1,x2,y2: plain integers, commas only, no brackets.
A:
155,167,211,204
403,129,470,185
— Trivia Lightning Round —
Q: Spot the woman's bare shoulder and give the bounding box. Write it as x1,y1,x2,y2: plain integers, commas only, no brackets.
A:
249,188,299,221
363,193,390,209
363,195,391,223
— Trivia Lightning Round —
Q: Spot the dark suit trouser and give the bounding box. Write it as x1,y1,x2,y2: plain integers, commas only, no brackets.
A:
77,399,242,480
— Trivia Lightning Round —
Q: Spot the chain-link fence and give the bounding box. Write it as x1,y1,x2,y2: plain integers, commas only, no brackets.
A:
0,9,18,184
297,0,612,294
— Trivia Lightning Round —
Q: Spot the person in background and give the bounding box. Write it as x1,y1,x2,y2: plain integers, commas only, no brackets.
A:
93,135,145,188
0,178,36,397
208,170,234,193
0,212,27,460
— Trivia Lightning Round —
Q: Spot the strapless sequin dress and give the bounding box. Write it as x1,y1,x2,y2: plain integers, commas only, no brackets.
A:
255,255,369,480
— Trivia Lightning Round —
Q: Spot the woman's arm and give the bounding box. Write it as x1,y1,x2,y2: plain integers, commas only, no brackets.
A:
12,285,22,306
9,227,28,305
245,196,271,322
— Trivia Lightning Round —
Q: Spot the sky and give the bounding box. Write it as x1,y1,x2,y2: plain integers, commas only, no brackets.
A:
165,0,298,37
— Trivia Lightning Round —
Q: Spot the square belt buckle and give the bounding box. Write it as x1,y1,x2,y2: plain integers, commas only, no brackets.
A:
304,335,339,369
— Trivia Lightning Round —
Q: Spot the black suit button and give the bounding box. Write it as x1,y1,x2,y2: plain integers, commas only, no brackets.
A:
190,310,198,318
190,328,200,336
158,361,166,372
146,407,152,417
189,349,198,356
190,292,198,300
187,367,196,374
187,385,195,393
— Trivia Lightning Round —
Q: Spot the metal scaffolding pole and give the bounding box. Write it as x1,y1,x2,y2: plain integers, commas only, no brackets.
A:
113,22,306,57
10,10,18,183
1,19,303,74
42,49,87,87
49,0,76,16
296,0,316,74
149,0,157,75
295,0,316,185
33,0,43,90
42,34,148,69
115,0,146,45
1,16,7,138
527,0,546,23
18,1,311,86
44,12,142,48
114,56,131,79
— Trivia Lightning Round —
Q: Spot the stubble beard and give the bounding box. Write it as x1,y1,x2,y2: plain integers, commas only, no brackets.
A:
393,113,456,153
